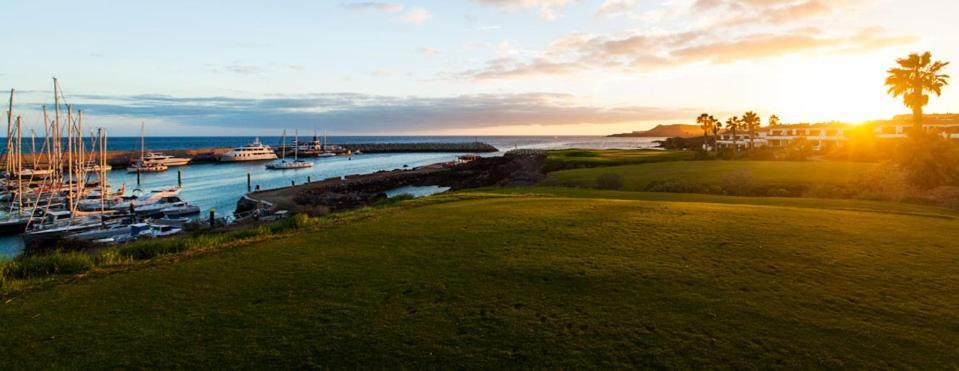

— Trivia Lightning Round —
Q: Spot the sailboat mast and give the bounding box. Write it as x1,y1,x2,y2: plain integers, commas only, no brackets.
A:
16,116,22,214
53,78,61,182
6,89,13,174
67,105,74,211
42,106,50,171
100,128,106,219
140,122,145,162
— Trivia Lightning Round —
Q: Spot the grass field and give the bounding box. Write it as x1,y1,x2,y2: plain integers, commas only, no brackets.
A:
546,148,693,169
549,160,878,191
2,190,957,368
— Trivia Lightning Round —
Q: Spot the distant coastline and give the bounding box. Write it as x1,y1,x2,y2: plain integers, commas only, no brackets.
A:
608,124,700,138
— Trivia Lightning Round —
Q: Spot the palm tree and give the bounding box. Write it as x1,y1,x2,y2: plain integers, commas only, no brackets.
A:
885,52,950,133
769,115,781,127
710,117,722,155
725,116,741,155
697,113,712,151
742,111,760,149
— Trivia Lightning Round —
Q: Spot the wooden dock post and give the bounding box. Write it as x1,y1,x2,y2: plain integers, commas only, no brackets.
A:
307,176,311,183
177,170,182,187
247,173,251,192
136,168,141,186
291,180,295,187
209,208,215,228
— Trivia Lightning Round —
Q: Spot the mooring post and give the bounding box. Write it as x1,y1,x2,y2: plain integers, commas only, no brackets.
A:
247,173,251,192
177,170,182,187
136,168,141,186
209,208,216,228
291,180,295,187
307,176,311,183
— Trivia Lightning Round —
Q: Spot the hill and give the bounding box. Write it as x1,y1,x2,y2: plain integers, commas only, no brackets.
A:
608,124,701,138
2,189,958,368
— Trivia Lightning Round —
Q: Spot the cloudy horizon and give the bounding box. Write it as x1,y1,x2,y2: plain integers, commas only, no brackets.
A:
2,0,957,135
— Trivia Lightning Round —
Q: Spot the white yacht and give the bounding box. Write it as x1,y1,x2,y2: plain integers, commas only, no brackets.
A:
142,152,191,167
219,138,278,162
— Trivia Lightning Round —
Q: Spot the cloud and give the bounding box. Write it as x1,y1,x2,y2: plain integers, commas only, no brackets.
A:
596,0,634,17
37,92,697,133
455,21,917,80
473,0,577,20
342,2,403,13
417,47,441,56
212,62,264,75
403,8,431,25
692,0,861,26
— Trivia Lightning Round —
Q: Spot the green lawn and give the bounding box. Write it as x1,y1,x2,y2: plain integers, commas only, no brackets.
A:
549,160,878,191
2,191,957,369
546,148,693,169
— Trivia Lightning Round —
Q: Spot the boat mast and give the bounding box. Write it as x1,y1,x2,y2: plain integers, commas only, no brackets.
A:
66,104,75,211
42,106,50,172
16,116,22,214
5,89,13,175
140,122,145,164
100,128,106,220
53,78,61,183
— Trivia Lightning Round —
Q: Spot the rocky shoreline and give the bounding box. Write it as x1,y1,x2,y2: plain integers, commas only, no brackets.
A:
236,150,546,216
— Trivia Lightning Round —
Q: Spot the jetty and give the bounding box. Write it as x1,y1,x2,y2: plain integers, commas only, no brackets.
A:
9,142,498,169
341,142,497,153
236,150,545,216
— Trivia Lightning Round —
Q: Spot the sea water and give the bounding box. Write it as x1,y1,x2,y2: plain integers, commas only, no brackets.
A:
0,136,662,256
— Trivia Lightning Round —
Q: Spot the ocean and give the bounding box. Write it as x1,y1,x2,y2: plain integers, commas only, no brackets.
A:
0,136,663,256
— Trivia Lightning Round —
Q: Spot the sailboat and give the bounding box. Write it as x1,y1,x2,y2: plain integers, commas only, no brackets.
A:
127,123,168,173
267,130,313,169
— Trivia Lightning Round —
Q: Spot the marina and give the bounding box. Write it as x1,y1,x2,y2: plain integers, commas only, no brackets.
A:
0,128,654,257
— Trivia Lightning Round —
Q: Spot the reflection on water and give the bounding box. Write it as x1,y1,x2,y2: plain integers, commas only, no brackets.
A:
385,185,451,198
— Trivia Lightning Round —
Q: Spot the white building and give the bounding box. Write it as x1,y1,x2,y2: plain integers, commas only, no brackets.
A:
715,114,959,151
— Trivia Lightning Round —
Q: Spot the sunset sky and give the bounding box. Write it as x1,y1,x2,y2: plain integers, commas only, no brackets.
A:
2,0,957,135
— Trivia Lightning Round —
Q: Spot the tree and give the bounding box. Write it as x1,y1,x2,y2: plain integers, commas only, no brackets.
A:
725,116,741,155
769,115,781,127
885,52,950,133
709,115,721,155
697,113,712,152
742,111,761,149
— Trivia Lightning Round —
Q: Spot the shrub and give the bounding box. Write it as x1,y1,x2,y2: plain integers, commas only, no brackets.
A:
849,162,915,202
564,150,599,158
804,184,853,199
766,188,793,197
721,170,756,196
595,173,624,190
2,252,94,280
895,134,959,189
375,193,416,207
118,239,190,260
643,179,708,194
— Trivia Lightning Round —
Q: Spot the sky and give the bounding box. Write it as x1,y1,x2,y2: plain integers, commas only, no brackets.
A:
1,0,957,136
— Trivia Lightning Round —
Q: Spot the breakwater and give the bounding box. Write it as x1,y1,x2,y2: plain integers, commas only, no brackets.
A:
5,142,497,168
237,150,545,216
342,142,498,153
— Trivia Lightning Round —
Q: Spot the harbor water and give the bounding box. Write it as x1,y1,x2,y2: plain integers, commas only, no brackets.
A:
0,136,662,257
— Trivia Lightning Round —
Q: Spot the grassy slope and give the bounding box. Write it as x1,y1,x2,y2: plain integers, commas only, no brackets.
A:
2,193,958,369
549,160,877,190
547,149,693,168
